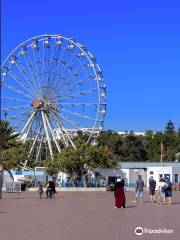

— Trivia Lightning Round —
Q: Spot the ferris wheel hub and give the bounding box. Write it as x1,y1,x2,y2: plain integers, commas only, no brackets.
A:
33,100,44,110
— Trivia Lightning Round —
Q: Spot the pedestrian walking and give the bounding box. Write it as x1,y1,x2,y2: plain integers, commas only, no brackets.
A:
157,178,167,204
15,182,21,196
46,182,53,199
165,177,172,205
114,178,126,208
49,179,57,195
37,183,43,199
135,175,144,204
149,176,156,203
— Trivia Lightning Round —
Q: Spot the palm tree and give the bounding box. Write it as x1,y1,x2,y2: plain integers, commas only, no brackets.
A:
0,120,22,182
0,120,20,149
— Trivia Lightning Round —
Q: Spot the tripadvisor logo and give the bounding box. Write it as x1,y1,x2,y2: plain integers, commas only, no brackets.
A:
135,227,144,236
135,226,173,236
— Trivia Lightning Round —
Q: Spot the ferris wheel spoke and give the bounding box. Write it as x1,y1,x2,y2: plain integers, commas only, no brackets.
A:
60,108,96,121
24,53,42,96
1,104,31,112
7,71,37,99
60,112,83,131
47,42,57,86
1,97,32,103
2,83,33,99
56,61,79,92
60,87,97,100
58,102,98,106
71,62,86,79
23,54,41,97
62,50,90,89
32,48,42,96
2,109,31,120
54,43,69,84
53,62,75,90
60,75,93,95
48,47,61,87
36,50,45,97
42,39,45,87
14,61,40,98
58,49,76,86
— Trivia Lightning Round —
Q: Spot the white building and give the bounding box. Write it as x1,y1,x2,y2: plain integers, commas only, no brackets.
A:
97,162,180,189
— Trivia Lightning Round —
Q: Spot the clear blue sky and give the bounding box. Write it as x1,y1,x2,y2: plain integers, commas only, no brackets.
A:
2,0,180,132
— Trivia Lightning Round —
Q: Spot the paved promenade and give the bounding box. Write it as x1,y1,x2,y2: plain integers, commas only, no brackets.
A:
0,191,180,240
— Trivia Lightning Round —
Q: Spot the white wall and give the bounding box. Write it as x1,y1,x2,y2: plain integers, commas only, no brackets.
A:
129,169,147,185
172,167,180,183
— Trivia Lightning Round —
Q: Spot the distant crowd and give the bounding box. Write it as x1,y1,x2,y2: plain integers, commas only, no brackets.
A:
114,175,173,208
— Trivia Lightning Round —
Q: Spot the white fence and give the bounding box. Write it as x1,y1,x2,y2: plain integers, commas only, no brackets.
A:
5,182,21,193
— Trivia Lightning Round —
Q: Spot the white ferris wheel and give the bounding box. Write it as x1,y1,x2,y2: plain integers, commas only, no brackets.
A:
0,34,107,164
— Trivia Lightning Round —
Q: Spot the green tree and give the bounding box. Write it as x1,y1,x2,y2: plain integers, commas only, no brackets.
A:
118,133,148,162
163,120,178,161
42,158,60,176
0,120,27,176
55,142,118,181
146,131,164,161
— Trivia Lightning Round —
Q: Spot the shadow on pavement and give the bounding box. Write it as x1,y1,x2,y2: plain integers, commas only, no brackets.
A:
172,202,180,205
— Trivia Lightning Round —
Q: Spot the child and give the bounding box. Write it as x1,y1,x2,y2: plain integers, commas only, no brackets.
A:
37,183,43,199
15,182,21,196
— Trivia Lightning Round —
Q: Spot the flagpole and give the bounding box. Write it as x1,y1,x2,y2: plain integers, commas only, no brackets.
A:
160,141,163,164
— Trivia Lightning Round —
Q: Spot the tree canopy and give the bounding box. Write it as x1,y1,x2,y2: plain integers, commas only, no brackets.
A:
1,120,180,178
0,120,27,171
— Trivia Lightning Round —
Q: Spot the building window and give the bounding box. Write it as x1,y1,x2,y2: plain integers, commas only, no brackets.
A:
149,171,154,175
175,174,178,183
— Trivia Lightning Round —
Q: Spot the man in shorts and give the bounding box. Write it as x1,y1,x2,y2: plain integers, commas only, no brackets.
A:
157,178,167,204
135,175,144,204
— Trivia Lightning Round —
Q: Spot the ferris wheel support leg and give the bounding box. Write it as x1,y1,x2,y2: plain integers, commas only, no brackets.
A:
27,134,39,159
55,122,68,147
41,111,54,160
35,135,44,162
61,124,76,149
53,113,76,149
23,115,35,143
54,126,66,146
48,109,68,147
21,111,36,136
44,113,61,153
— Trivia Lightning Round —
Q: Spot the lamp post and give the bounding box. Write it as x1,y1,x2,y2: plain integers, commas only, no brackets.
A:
0,164,4,199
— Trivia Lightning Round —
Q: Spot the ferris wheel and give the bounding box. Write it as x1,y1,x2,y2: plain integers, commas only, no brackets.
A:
0,34,107,163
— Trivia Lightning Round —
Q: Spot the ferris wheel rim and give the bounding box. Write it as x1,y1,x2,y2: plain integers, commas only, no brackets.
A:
1,34,106,154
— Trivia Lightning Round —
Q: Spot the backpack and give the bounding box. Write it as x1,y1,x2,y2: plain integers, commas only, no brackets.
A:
161,186,165,193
